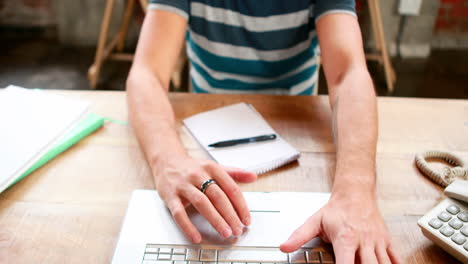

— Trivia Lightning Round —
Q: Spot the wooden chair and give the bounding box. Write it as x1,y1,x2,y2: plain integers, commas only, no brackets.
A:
365,0,396,93
88,0,137,89
88,0,188,90
89,0,395,93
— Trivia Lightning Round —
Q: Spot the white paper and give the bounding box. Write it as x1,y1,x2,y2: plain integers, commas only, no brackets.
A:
0,86,89,192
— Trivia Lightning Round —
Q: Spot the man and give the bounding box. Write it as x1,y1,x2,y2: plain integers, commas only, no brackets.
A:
126,1,401,263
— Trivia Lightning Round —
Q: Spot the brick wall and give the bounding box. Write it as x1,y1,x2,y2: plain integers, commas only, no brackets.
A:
436,0,468,33
0,0,55,26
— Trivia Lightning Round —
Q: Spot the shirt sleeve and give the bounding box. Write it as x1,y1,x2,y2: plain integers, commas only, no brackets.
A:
148,0,189,20
313,0,356,23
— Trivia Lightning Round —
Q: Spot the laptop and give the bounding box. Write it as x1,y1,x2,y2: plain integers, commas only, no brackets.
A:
112,190,334,264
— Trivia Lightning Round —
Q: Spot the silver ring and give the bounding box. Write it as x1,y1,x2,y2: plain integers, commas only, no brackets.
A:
200,179,216,194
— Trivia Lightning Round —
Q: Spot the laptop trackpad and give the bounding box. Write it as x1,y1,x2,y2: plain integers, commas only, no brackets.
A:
188,192,330,247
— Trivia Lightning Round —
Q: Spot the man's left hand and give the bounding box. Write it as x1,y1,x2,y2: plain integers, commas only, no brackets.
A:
280,192,401,264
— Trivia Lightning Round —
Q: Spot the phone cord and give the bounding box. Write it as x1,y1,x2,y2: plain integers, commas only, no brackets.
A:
415,151,468,187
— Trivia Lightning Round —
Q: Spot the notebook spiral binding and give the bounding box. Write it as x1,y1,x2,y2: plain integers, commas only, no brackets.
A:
250,152,301,175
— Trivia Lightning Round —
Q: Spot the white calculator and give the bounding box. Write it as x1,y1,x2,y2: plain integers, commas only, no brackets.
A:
418,180,468,263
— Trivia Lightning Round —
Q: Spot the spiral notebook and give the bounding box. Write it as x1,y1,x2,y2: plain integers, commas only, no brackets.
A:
183,103,300,174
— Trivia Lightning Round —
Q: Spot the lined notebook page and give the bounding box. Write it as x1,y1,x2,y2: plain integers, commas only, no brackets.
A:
183,103,300,174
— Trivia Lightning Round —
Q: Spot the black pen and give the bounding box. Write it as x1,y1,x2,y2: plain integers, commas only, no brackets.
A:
208,134,277,148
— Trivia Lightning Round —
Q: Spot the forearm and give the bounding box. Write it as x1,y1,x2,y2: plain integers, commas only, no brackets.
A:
329,68,378,195
127,67,187,174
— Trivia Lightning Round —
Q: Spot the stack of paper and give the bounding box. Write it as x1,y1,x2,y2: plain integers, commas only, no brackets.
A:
0,86,100,193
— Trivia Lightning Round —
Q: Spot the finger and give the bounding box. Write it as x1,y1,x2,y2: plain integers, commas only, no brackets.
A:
223,166,257,183
375,243,391,264
387,244,402,264
181,185,232,238
333,241,357,264
167,198,201,243
280,212,322,253
204,183,244,236
359,245,378,264
206,164,251,226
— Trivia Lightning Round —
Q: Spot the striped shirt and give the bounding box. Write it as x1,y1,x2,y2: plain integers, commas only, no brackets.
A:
148,0,356,95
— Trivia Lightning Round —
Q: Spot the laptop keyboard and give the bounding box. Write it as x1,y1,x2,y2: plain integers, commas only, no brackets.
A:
142,244,334,264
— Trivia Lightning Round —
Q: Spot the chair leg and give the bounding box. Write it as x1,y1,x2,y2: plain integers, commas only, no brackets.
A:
117,0,135,52
368,0,381,52
139,0,148,13
88,0,116,89
369,0,396,93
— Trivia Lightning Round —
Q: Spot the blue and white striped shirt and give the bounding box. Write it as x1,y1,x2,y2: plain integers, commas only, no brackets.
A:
149,0,356,95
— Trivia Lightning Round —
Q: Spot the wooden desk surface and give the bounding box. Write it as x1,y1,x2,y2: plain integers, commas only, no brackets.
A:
0,91,467,263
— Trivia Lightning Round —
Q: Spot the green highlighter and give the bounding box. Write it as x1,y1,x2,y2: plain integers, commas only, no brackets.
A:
7,113,105,189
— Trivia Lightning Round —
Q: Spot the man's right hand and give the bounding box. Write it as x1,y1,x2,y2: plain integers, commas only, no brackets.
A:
153,154,257,243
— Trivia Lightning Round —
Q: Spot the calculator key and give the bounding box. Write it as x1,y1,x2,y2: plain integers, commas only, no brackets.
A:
440,226,455,237
449,218,464,229
461,226,468,236
451,233,467,245
429,218,443,229
438,211,452,222
458,212,468,222
446,205,460,215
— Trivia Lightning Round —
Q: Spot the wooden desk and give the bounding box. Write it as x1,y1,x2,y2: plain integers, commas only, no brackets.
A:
0,91,467,263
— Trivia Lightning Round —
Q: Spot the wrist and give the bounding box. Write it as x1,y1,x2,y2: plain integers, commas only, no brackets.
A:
331,173,376,200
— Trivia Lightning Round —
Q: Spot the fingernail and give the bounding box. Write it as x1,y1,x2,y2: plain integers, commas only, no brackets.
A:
243,216,251,226
192,234,201,243
234,226,243,236
222,227,232,238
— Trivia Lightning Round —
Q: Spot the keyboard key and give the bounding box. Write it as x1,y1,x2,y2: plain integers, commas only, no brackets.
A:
158,254,172,260
446,205,460,215
319,251,335,264
449,218,464,229
172,255,186,261
159,247,172,254
186,248,200,261
173,248,186,255
289,251,307,263
188,262,202,264
142,261,158,264
305,250,321,264
440,226,455,237
174,261,187,264
145,247,159,253
438,211,452,222
451,233,467,245
144,254,158,260
429,218,443,229
464,242,468,251
458,212,468,222
200,249,217,261
461,226,468,236
218,249,288,262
